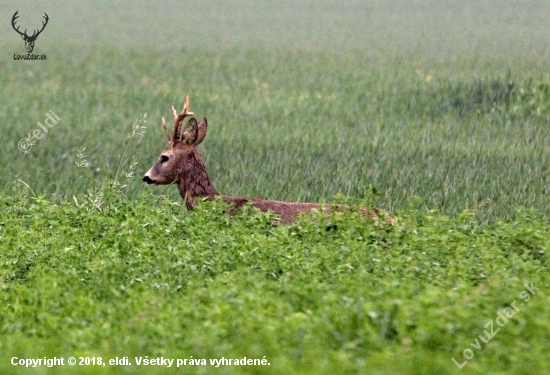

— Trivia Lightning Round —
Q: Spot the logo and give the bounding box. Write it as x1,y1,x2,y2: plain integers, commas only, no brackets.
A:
11,10,48,60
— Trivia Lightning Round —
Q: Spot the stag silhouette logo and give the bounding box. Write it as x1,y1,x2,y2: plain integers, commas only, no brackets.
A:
11,10,49,53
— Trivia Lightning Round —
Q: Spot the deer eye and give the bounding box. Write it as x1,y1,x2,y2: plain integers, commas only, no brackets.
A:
160,155,169,163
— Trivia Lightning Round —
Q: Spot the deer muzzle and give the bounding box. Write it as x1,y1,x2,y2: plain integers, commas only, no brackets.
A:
142,175,156,184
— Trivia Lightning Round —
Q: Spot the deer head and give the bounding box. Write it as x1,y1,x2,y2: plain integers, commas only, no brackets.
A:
143,96,209,186
12,10,49,53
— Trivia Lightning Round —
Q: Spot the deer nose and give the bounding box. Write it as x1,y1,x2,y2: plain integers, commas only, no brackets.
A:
142,175,156,184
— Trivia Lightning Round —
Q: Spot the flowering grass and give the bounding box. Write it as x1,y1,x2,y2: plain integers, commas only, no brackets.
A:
3,47,550,223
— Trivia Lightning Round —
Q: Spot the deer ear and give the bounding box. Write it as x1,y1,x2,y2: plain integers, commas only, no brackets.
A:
181,118,198,145
194,118,208,146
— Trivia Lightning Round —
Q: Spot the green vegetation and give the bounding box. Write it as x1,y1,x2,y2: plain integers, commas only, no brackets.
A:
1,1,550,374
1,190,549,374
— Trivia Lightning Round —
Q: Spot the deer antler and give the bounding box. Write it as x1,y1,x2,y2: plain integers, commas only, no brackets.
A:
161,117,171,140
162,96,194,142
30,13,49,39
11,11,49,39
11,11,26,37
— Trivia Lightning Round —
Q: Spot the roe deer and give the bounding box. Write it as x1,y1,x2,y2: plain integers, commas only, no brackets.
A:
143,96,394,224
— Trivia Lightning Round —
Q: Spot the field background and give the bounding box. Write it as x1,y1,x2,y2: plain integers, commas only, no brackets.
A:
1,1,550,374
2,0,550,221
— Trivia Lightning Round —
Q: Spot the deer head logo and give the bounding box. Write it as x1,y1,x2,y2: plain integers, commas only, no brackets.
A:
11,10,49,53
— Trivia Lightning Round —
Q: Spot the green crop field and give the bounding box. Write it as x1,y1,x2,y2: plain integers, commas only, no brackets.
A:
1,1,550,374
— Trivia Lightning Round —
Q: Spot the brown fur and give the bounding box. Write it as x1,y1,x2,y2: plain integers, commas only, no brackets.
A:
143,97,394,224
